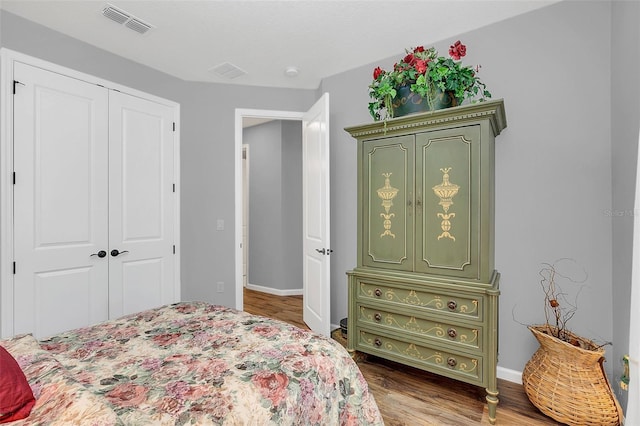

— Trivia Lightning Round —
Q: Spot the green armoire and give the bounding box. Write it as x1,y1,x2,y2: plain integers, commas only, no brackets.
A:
345,99,506,424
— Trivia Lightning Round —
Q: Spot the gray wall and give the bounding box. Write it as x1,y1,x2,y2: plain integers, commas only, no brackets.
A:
244,120,303,292
2,2,638,411
281,121,304,290
611,0,640,409
245,121,284,290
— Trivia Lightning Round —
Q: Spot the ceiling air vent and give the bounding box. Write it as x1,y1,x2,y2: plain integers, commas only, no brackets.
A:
125,18,152,34
209,62,247,80
102,5,129,24
102,4,153,35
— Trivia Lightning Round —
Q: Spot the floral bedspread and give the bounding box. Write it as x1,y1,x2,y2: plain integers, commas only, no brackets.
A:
2,334,121,425
37,302,383,425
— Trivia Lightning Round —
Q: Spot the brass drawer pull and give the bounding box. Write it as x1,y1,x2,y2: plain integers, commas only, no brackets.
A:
374,288,382,297
374,313,382,322
374,338,382,347
447,300,457,311
447,357,457,368
447,328,457,339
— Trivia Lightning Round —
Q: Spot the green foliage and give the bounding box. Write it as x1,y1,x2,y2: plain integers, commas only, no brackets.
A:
368,41,491,122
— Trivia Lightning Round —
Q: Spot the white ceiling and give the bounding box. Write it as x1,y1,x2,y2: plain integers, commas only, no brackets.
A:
0,0,557,89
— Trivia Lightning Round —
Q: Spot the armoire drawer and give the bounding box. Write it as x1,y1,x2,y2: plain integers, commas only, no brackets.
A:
357,329,483,385
357,304,482,351
356,280,483,321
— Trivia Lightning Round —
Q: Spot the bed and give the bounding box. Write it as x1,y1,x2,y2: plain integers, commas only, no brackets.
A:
1,302,383,425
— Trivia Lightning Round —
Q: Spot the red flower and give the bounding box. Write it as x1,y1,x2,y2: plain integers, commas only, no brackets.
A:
106,383,148,408
40,342,69,353
415,59,428,74
152,332,181,347
372,67,384,80
403,53,415,65
176,303,197,314
253,325,279,338
252,370,289,406
413,46,425,53
449,40,467,60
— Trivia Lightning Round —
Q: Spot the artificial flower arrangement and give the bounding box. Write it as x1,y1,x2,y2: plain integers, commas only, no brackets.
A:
368,40,491,122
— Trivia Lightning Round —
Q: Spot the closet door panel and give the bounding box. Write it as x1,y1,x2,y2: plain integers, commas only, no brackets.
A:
120,107,163,239
13,62,109,338
121,258,163,315
108,91,175,318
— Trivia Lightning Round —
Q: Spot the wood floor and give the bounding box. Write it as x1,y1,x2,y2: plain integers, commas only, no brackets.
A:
243,288,559,425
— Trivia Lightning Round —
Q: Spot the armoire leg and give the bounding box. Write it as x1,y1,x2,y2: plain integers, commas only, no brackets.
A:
485,387,499,425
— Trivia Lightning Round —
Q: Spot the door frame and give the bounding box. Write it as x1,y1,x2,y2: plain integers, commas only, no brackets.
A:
0,48,182,337
234,109,304,310
242,143,250,288
627,129,640,424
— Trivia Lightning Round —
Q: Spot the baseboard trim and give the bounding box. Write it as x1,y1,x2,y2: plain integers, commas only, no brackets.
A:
497,366,522,384
246,284,303,297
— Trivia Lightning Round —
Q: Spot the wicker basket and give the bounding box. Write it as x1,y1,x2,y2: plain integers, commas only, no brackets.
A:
522,325,623,426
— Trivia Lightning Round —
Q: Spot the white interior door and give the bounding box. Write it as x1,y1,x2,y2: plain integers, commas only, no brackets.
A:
13,62,110,338
302,93,330,336
108,91,176,318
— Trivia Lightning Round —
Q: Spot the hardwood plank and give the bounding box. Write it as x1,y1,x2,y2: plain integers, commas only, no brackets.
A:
243,288,309,330
243,288,558,425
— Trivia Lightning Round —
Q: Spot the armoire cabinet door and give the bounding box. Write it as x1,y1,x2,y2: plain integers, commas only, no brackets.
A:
361,135,414,271
415,125,481,280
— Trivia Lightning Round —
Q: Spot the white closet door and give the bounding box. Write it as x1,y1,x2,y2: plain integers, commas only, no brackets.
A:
13,62,109,338
108,91,176,318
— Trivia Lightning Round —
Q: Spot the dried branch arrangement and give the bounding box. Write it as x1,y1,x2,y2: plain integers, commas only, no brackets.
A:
539,258,588,346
